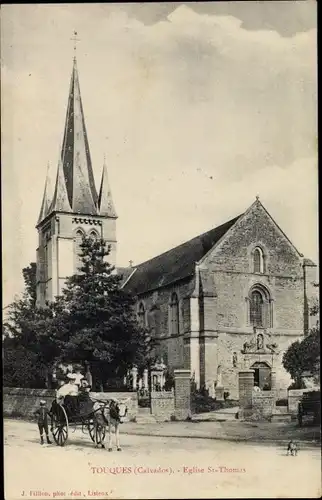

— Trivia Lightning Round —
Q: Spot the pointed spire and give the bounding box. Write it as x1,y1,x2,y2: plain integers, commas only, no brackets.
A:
37,162,53,225
60,57,98,215
98,157,117,218
50,158,71,213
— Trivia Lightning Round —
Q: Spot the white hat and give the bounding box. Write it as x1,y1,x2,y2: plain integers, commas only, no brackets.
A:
67,373,77,380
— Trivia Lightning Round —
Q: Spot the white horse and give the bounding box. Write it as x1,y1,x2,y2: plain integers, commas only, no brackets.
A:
92,399,128,451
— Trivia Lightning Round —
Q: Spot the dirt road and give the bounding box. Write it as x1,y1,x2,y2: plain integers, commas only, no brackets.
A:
4,419,321,499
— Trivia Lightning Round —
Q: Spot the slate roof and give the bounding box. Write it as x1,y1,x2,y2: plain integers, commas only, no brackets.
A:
37,57,117,226
123,214,242,296
117,267,136,287
98,160,117,218
60,57,98,214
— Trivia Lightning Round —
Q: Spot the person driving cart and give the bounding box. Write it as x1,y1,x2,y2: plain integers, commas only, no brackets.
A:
56,373,79,415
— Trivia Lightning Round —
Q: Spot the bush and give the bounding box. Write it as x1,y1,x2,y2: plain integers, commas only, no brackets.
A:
138,399,150,408
191,390,238,413
288,380,306,390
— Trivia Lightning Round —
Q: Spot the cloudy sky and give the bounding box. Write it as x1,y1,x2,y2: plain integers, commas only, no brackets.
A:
1,2,318,306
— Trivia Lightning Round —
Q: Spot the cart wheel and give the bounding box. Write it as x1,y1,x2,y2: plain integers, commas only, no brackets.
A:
94,424,106,447
88,420,95,442
51,405,69,446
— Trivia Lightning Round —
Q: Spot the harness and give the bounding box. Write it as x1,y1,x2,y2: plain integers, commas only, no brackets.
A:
97,401,128,424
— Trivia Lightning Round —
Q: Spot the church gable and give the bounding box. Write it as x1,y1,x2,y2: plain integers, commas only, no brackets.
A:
123,215,241,296
200,198,303,277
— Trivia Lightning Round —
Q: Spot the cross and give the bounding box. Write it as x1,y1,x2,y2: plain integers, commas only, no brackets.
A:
70,31,80,54
129,260,134,267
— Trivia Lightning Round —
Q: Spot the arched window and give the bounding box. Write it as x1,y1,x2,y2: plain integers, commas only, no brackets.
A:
169,292,179,336
74,229,84,272
149,306,161,338
89,230,99,241
253,247,264,273
138,302,146,328
249,286,272,328
250,290,263,326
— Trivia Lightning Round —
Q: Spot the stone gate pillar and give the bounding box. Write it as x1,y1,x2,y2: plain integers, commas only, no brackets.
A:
143,369,148,389
238,369,254,420
174,369,191,420
270,370,277,402
131,366,138,391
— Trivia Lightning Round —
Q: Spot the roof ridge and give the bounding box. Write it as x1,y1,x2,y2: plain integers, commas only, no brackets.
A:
60,57,98,215
134,214,242,269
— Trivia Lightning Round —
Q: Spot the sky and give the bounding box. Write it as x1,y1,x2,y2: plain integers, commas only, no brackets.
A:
1,2,318,307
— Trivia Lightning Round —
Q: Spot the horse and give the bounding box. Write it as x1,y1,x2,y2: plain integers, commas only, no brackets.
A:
92,399,128,451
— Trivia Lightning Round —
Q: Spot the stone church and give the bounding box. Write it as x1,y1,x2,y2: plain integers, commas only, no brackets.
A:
36,57,317,399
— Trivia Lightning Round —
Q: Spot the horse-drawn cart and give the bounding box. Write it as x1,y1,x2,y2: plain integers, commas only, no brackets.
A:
50,397,106,447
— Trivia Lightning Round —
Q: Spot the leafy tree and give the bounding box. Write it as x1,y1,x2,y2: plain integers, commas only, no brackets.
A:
3,262,58,388
283,288,320,388
3,333,46,388
48,236,152,390
22,262,37,307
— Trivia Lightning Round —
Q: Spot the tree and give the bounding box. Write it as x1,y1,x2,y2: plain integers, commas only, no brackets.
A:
22,262,37,307
3,262,58,388
48,236,151,390
283,289,320,388
3,333,47,388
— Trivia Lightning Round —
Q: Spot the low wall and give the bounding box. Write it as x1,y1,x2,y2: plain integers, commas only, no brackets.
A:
89,392,138,420
3,387,138,420
288,389,309,415
248,392,275,422
275,388,288,401
151,391,174,422
3,388,56,418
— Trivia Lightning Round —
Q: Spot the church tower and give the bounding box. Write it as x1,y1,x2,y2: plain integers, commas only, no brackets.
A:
36,56,117,307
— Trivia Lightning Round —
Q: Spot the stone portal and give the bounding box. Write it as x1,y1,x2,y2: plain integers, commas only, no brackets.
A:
250,361,272,390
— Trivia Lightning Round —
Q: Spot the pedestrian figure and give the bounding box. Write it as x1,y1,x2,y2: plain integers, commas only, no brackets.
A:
34,400,52,445
56,373,79,415
253,382,261,393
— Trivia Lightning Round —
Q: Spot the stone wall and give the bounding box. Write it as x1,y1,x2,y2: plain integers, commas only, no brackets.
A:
238,370,254,420
174,369,191,420
37,211,117,307
216,332,296,400
88,392,138,420
238,371,276,422
288,389,309,415
3,388,138,420
3,388,56,418
135,279,194,371
197,200,306,399
150,391,175,422
251,392,275,421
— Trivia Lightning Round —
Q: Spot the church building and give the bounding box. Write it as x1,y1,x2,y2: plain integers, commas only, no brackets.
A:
36,57,317,399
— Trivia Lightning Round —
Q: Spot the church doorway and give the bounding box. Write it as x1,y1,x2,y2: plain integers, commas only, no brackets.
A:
251,362,271,390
